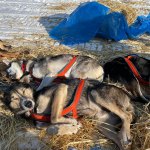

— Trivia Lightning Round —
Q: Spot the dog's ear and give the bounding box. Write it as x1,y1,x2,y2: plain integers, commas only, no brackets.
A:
2,59,11,66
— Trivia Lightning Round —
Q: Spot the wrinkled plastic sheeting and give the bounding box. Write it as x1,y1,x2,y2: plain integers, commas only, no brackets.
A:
129,13,150,38
95,12,129,41
50,2,150,45
50,2,110,45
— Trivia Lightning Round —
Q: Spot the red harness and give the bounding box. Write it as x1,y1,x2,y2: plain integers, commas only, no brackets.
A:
30,79,85,122
21,56,84,122
21,56,77,83
124,55,150,86
21,62,26,73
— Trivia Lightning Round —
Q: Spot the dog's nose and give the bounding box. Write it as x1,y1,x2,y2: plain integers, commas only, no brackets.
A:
21,99,35,110
24,100,33,108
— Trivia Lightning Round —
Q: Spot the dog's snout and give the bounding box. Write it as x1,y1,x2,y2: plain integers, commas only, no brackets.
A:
24,100,33,108
21,99,35,110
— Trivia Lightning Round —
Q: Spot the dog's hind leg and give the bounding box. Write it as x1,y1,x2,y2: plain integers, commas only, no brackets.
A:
91,90,132,147
51,83,77,125
95,111,124,150
98,123,124,150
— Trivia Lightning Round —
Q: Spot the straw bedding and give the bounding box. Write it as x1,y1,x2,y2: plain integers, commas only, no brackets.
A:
0,42,149,150
98,0,138,25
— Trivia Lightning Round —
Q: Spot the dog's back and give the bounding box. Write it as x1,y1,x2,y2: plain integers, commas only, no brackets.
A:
103,55,150,102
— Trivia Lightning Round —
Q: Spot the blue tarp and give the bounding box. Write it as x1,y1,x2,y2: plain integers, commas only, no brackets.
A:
50,1,150,45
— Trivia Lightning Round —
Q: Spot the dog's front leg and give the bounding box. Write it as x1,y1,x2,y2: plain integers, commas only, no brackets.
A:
47,83,79,136
51,83,77,125
36,73,56,91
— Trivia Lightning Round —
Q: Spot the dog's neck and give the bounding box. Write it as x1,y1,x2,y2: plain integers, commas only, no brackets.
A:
23,60,34,72
19,60,34,82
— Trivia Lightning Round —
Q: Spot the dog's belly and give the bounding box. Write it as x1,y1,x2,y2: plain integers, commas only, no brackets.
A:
77,98,110,121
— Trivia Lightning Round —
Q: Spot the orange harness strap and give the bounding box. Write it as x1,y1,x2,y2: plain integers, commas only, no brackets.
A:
61,79,85,119
30,79,85,122
22,56,77,83
124,56,150,85
30,111,51,122
57,56,77,77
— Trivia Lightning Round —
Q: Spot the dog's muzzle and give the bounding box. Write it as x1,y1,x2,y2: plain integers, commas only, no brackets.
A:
17,99,35,115
21,99,35,110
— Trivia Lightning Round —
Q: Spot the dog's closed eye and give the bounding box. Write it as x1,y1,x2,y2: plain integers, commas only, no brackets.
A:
22,88,26,95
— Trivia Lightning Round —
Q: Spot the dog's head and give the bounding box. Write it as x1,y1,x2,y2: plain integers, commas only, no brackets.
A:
3,59,24,80
132,55,150,98
131,55,150,81
6,83,35,117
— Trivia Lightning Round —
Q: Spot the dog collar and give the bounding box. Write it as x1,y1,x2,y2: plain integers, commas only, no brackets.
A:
21,60,27,73
20,61,41,83
30,79,85,122
19,61,30,81
124,55,150,86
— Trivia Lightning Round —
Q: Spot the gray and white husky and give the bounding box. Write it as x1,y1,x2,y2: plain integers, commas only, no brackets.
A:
6,79,134,150
3,54,104,90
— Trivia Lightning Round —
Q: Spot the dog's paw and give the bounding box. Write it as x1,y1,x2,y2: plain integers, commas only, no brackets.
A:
36,121,49,130
47,122,82,136
118,131,132,146
66,118,78,125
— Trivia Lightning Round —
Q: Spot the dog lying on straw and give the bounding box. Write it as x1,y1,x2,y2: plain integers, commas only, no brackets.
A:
3,54,104,91
104,54,150,103
5,79,134,150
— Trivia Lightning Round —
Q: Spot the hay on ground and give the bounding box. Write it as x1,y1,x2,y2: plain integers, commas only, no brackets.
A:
98,0,137,25
0,44,149,150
